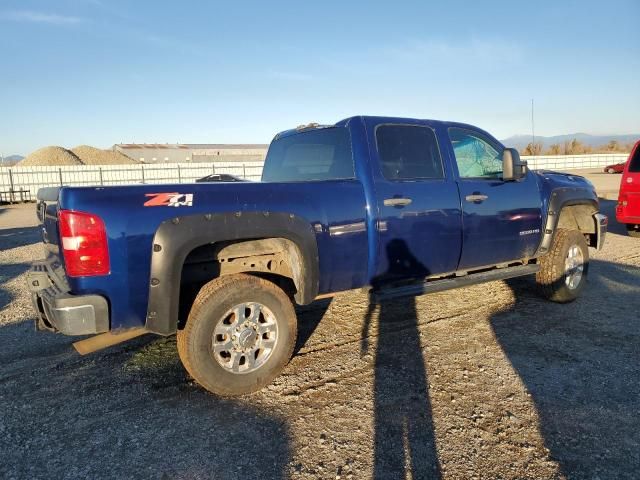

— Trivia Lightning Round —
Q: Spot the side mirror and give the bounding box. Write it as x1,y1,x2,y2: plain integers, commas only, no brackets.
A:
502,148,527,181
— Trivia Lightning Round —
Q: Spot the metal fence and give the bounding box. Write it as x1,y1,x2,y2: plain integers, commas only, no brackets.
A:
0,154,630,202
523,153,628,170
0,161,264,201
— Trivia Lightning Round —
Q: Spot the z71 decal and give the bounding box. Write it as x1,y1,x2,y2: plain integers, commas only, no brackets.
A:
144,193,194,207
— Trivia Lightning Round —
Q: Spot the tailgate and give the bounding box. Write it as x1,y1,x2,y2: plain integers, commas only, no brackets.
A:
623,188,640,219
36,187,62,259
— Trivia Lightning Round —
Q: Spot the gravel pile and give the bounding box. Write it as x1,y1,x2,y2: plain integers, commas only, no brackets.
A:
17,146,83,167
71,145,139,165
16,145,139,167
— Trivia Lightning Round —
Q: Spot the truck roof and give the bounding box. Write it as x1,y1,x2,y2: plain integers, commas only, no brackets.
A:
273,115,502,146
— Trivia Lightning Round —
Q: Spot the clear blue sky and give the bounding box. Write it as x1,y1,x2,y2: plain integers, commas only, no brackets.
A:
1,0,639,155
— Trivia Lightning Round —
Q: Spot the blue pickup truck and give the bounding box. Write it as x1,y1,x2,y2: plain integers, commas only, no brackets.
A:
28,116,608,396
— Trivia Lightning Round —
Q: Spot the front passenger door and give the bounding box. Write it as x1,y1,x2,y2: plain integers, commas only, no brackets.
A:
448,127,543,271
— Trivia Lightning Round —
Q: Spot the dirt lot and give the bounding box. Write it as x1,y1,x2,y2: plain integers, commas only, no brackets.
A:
1,177,638,479
568,168,624,199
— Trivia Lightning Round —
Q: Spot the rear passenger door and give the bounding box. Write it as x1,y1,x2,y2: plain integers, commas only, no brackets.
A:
447,127,543,270
367,120,463,283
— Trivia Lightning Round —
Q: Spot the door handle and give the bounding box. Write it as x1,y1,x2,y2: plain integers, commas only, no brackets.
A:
384,197,412,207
465,194,488,203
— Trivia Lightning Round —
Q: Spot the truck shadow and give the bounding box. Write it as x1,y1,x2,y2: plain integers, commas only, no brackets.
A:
361,239,441,479
294,298,332,356
494,259,640,478
0,225,45,312
0,262,31,310
0,228,40,311
0,226,41,248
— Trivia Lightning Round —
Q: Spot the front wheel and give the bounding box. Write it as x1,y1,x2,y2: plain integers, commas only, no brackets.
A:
536,229,589,303
177,274,297,396
607,168,616,174
627,224,640,238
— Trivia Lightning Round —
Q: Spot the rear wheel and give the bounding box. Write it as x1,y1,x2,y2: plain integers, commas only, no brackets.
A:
177,273,297,396
627,224,640,238
536,229,589,303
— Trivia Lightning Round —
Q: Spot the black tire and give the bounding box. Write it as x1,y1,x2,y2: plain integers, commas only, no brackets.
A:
607,168,616,174
627,225,640,238
177,273,297,396
536,229,589,303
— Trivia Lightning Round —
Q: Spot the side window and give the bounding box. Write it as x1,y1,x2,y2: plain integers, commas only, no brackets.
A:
376,125,444,180
261,127,354,182
449,128,504,179
629,145,640,173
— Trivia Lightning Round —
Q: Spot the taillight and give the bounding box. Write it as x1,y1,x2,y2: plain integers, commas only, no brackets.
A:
58,210,110,277
618,194,628,207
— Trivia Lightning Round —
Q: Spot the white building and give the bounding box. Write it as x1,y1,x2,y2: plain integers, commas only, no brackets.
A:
115,143,268,164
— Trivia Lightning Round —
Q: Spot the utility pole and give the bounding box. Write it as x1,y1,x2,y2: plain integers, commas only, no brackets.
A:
531,98,535,147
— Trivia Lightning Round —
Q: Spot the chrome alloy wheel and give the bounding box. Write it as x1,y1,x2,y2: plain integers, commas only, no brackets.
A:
564,244,585,290
211,302,278,374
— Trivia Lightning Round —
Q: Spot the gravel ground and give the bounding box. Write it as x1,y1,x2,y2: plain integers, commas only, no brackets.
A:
569,168,623,199
0,195,638,479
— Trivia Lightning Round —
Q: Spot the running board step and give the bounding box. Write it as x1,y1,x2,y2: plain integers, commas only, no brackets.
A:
373,264,540,302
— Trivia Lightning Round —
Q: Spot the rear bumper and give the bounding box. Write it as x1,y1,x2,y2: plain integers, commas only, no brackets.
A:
27,260,109,335
594,213,608,250
615,209,640,225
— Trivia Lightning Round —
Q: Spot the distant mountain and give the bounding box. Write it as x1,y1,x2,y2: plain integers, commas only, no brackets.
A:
1,155,25,166
501,133,640,151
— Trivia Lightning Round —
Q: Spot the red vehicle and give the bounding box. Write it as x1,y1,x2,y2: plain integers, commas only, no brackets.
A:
616,141,640,237
604,162,625,174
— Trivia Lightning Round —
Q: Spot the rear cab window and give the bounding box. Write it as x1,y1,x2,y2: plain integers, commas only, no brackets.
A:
449,127,504,179
375,125,444,180
261,127,354,182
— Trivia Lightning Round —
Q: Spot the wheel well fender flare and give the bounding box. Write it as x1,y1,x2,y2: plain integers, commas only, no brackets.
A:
535,187,599,256
145,211,319,335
